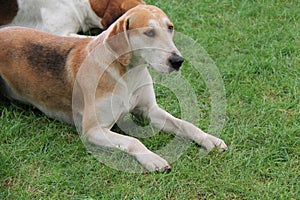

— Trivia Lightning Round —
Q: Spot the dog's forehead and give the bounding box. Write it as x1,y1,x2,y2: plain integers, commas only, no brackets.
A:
128,5,171,28
148,18,170,28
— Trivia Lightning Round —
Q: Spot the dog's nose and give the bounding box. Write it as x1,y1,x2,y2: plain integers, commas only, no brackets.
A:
168,52,184,70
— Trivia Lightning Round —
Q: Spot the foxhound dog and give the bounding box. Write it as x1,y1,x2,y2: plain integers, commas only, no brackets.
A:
0,5,227,172
0,0,144,36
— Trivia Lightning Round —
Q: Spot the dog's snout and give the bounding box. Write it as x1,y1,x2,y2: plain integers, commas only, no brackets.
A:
168,52,184,71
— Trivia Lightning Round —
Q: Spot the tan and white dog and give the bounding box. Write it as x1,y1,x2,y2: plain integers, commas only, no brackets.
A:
0,0,144,36
0,5,227,171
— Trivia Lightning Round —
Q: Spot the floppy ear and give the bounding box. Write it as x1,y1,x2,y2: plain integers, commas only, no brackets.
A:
121,0,145,13
101,7,122,29
104,16,131,66
101,0,144,29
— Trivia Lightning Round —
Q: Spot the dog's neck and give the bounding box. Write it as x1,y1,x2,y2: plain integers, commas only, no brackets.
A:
129,52,148,69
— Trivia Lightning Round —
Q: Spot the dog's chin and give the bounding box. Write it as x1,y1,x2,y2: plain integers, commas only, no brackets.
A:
151,64,178,74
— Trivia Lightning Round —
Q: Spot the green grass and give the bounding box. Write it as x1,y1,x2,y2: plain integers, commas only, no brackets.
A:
1,0,299,199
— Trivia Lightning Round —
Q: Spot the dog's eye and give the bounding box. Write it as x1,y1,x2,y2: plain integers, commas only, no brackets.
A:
144,29,155,37
168,25,174,32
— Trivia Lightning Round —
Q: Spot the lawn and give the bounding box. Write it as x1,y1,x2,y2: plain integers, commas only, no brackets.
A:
0,0,299,199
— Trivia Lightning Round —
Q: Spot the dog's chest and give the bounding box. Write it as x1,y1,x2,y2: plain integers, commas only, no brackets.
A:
95,90,140,128
95,67,151,127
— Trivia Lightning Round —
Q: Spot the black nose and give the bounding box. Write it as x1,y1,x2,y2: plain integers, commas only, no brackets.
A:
168,52,184,70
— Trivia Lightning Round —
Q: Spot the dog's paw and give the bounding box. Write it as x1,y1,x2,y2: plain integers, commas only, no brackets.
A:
201,134,228,152
135,152,171,172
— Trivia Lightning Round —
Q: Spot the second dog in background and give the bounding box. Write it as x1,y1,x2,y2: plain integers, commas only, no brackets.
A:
0,0,144,36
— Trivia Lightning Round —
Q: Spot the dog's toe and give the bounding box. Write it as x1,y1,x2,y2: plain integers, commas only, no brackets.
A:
201,134,228,152
218,140,228,152
155,165,172,173
136,151,171,172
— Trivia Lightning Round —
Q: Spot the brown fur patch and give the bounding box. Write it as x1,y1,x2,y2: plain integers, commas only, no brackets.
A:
0,27,91,118
90,0,144,29
25,42,72,77
0,0,18,25
89,0,109,18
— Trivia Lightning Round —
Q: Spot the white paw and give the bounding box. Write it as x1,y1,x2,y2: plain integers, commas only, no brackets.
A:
201,134,228,152
135,151,171,172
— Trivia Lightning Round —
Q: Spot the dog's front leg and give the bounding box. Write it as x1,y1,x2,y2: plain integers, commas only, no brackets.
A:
84,125,171,172
146,105,227,152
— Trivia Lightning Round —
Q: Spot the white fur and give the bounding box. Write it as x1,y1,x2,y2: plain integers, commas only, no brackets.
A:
79,19,227,171
5,0,102,36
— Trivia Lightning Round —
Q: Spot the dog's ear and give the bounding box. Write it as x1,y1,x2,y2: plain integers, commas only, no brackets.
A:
101,0,144,29
104,16,131,66
121,0,145,13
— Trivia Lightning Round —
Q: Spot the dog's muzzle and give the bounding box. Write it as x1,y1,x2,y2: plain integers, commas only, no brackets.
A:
168,52,184,71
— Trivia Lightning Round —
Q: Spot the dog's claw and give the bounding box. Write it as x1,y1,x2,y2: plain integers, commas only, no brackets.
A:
154,165,171,173
160,166,172,173
201,134,228,152
217,142,228,152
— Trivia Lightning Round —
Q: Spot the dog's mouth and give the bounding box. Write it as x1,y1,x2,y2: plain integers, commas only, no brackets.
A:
146,52,184,74
167,66,178,74
149,63,175,74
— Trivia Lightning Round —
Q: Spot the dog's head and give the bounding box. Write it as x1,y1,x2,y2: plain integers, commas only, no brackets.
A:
104,5,184,73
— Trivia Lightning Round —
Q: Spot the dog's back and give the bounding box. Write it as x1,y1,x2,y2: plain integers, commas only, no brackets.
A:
0,27,91,122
